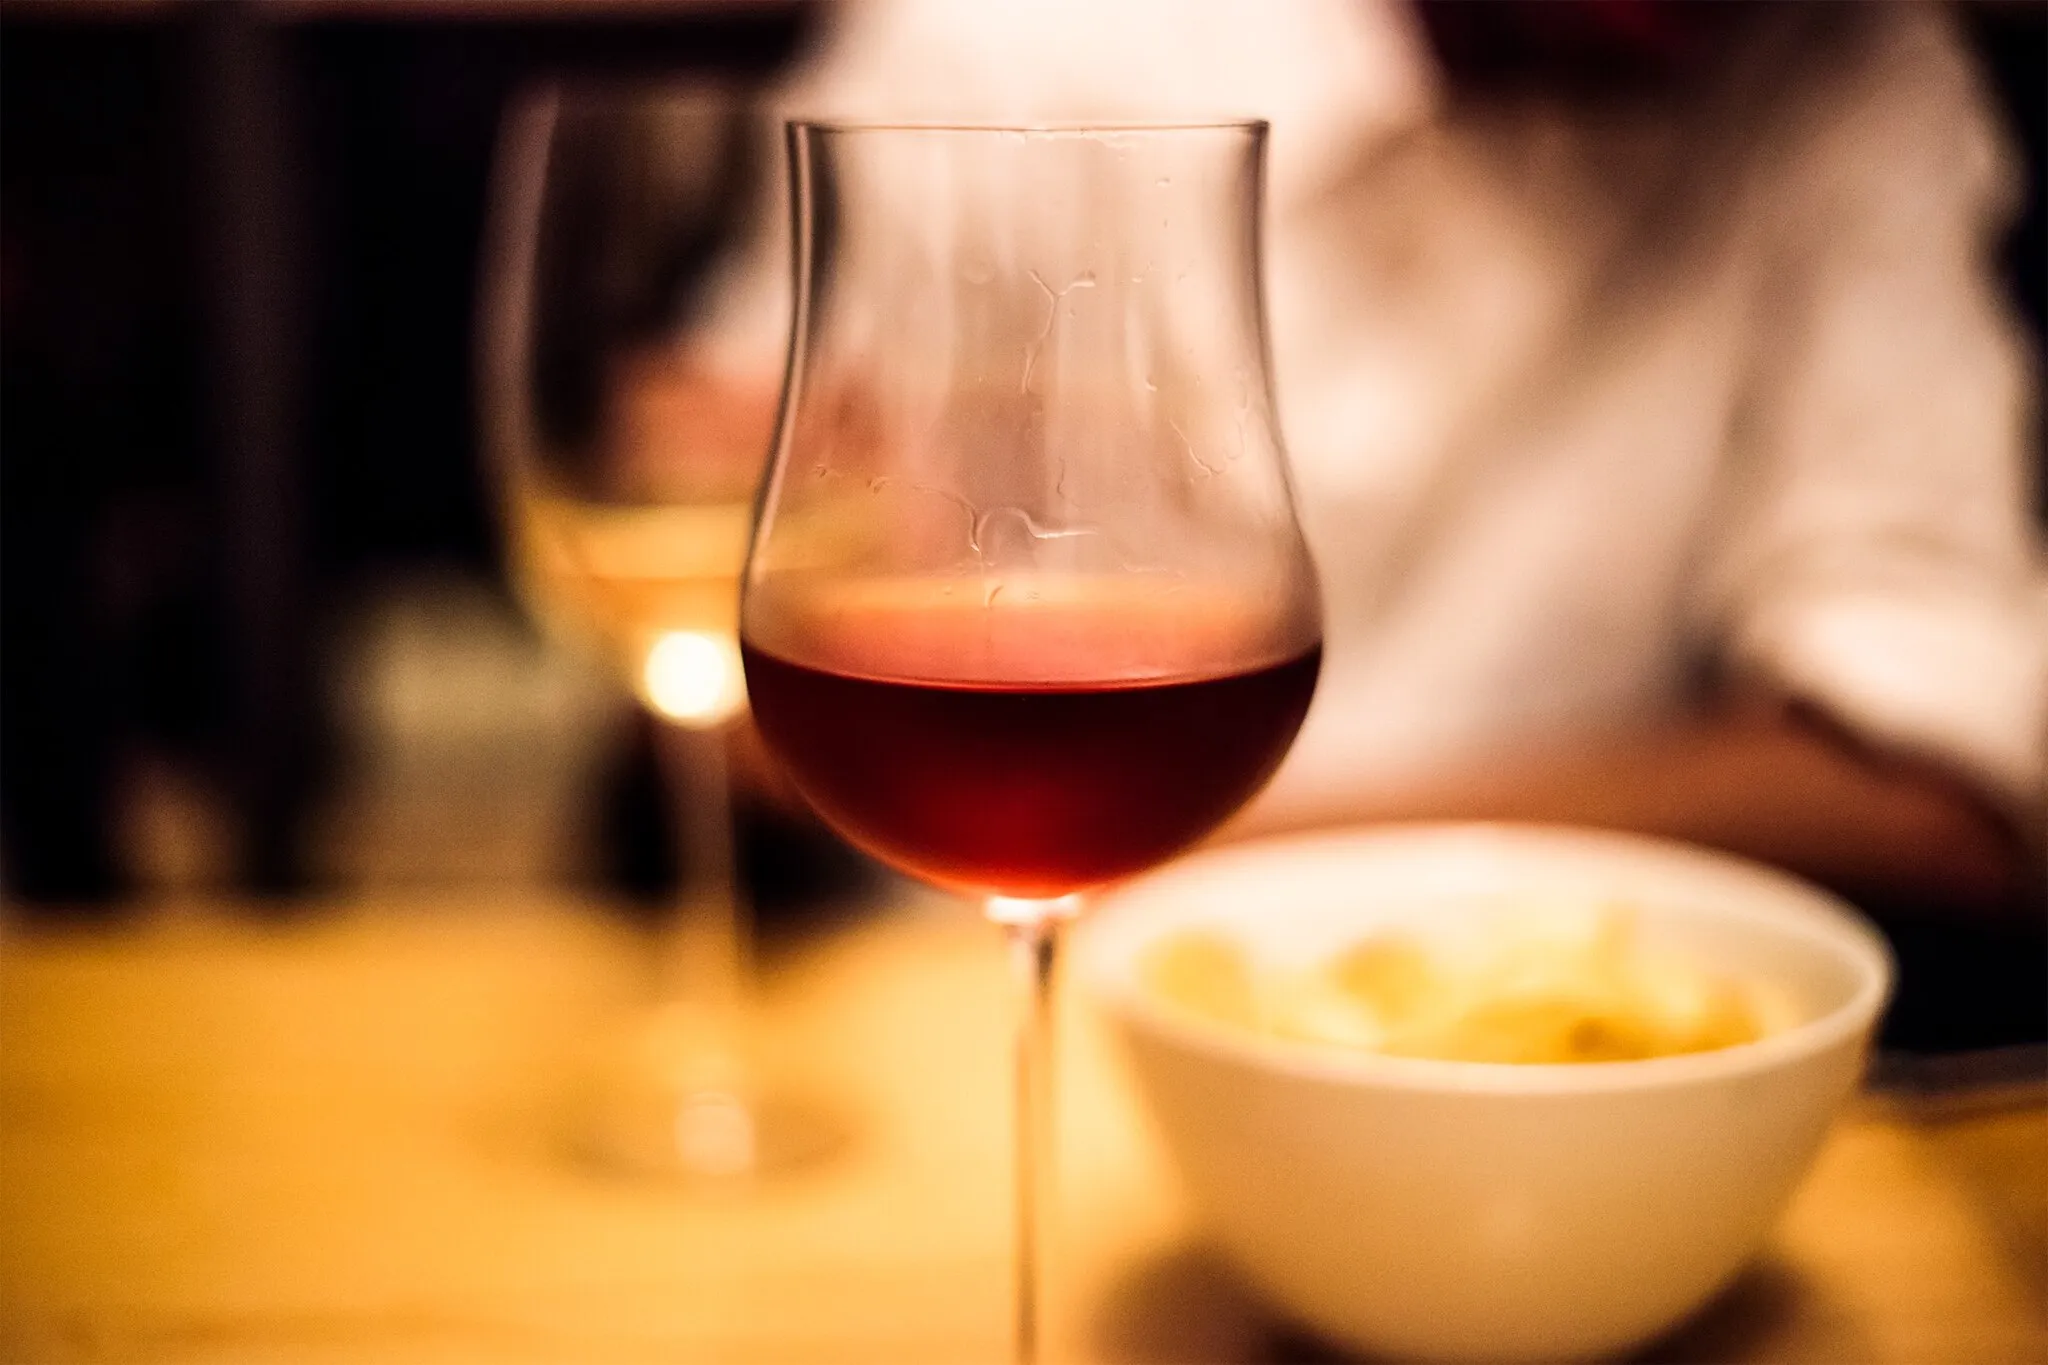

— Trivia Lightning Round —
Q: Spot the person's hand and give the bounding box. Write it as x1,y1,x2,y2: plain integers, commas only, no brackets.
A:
1222,696,2032,922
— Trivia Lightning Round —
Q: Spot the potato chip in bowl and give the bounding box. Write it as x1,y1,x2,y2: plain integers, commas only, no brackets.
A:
1142,904,1794,1065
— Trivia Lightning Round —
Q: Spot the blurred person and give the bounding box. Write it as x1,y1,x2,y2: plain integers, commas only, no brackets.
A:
644,0,2044,927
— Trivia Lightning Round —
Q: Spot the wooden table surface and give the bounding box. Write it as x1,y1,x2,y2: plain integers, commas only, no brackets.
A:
1,895,2041,1364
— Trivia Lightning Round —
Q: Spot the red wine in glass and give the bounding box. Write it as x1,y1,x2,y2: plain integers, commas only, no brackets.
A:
744,635,1318,898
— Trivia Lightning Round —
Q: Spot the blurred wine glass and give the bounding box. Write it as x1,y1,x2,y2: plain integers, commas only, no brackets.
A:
478,82,816,1180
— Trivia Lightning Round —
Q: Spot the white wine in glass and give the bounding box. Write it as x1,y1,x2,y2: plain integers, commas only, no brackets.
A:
513,485,750,714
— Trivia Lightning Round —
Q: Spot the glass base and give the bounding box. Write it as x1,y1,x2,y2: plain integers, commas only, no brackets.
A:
571,1002,844,1182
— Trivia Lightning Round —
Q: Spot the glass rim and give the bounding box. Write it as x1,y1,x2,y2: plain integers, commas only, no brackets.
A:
788,117,1269,137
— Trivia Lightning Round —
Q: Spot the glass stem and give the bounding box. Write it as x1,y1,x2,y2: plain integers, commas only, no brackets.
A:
653,718,756,1177
992,897,1071,1365
657,718,746,1023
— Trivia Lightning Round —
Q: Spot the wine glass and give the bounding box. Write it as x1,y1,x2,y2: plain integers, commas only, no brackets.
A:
478,82,817,1180
739,121,1321,1361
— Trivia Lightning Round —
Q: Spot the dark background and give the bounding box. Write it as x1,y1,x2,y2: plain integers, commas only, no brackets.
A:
2,1,2042,1049
1,1,818,906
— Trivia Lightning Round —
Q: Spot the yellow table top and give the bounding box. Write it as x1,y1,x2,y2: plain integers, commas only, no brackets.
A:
2,895,2041,1363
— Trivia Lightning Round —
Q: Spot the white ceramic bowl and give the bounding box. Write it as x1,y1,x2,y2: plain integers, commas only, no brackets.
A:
1078,824,1892,1364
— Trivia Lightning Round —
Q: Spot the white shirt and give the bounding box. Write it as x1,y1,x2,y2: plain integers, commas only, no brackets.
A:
702,0,2048,828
